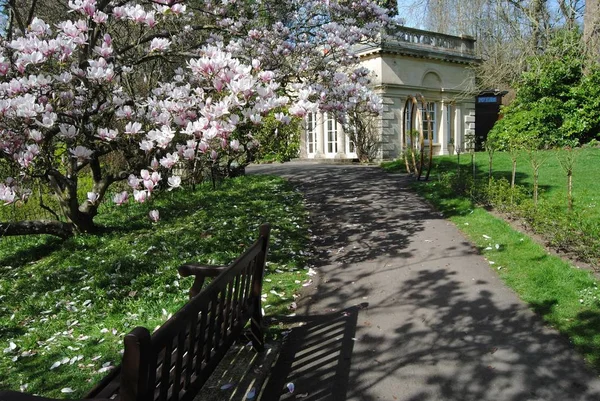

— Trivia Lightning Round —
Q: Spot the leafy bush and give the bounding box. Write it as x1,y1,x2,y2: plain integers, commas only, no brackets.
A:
490,29,600,149
253,111,301,163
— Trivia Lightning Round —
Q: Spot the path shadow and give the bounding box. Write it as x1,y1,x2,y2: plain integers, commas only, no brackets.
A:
249,163,429,267
337,268,600,401
260,304,365,400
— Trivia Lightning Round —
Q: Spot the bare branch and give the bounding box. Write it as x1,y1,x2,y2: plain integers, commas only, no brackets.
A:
27,0,38,26
7,0,26,35
0,220,73,238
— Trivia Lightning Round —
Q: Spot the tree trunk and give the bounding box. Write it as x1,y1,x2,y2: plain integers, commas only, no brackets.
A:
69,210,98,234
584,0,600,61
0,220,73,238
488,151,494,185
511,157,517,205
511,158,517,189
533,167,539,206
567,172,573,211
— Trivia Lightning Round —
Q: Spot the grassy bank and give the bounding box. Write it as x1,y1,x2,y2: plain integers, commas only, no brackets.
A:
383,147,600,217
0,175,310,398
383,150,600,371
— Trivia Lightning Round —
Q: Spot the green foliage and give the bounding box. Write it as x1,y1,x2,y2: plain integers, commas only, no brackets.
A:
0,175,310,398
253,111,300,163
489,29,600,149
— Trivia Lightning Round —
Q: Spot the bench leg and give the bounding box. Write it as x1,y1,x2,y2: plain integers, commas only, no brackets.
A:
250,297,264,352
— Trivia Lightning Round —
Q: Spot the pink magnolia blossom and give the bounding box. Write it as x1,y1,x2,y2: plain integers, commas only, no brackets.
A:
170,4,186,15
275,113,291,125
59,124,78,139
17,151,35,168
0,183,17,205
127,174,141,189
87,192,99,204
29,130,43,142
133,189,149,203
149,209,160,222
160,153,179,169
113,191,128,205
125,122,143,135
167,176,181,190
70,146,93,160
149,38,171,52
97,128,118,141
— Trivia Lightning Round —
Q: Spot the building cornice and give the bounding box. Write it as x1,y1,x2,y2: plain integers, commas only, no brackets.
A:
356,25,481,65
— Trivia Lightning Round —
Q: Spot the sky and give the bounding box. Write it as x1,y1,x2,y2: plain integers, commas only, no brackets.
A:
393,0,585,32
396,0,428,29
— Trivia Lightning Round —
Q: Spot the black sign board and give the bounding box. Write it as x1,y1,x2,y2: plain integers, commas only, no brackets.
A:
475,91,507,150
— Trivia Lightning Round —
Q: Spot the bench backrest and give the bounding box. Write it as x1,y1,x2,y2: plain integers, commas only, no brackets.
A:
87,224,270,401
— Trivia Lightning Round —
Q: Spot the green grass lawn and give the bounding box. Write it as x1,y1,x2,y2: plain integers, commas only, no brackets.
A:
0,175,310,398
383,147,600,371
383,147,600,218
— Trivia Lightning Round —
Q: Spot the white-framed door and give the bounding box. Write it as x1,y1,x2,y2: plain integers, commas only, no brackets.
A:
325,113,338,157
306,112,317,158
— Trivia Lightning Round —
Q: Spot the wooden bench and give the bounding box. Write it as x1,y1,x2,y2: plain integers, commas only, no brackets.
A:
0,224,271,401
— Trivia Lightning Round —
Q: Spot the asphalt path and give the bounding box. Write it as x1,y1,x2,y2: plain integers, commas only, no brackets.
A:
248,162,600,401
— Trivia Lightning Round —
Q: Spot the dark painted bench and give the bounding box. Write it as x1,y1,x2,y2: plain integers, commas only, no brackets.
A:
0,224,271,401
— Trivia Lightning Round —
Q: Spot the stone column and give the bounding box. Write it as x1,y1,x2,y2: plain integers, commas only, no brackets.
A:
380,95,399,160
456,104,463,152
299,118,307,158
440,100,448,155
315,112,325,158
336,121,345,159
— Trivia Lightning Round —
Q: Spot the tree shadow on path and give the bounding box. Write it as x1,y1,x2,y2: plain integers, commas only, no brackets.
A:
249,163,600,401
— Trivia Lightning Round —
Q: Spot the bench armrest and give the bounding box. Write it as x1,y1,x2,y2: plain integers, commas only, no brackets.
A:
178,263,227,299
178,263,227,278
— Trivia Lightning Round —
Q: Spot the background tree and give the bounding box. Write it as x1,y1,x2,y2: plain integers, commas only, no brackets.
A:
584,0,600,59
489,29,600,152
399,0,585,91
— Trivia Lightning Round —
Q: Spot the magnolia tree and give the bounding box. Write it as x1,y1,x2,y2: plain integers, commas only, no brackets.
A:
0,0,389,238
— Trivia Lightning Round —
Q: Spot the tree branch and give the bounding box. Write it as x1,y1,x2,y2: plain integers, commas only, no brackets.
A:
0,220,73,239
116,25,221,56
7,0,26,35
27,0,38,26
38,186,60,221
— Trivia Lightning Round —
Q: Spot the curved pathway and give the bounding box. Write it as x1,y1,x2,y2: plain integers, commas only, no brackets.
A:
248,162,600,401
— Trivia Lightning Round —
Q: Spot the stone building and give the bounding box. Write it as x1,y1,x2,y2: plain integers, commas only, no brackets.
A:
300,25,479,160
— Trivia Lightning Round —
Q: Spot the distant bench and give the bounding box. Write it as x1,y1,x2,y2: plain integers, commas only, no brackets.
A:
0,224,271,401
